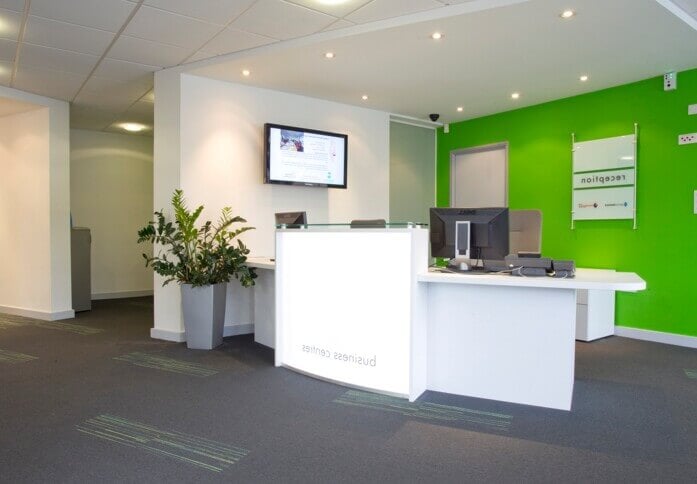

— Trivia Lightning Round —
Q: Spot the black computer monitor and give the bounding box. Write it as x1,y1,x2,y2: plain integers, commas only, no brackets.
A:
275,211,307,227
430,207,509,262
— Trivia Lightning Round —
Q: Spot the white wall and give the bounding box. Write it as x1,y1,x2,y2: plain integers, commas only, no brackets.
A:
0,86,72,320
152,72,390,339
70,129,154,299
180,74,390,256
0,109,51,313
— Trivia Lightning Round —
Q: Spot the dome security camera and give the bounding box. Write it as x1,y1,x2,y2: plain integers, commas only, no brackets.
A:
429,113,440,122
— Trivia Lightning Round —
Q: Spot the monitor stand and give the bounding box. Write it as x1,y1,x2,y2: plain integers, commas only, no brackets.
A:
448,258,485,272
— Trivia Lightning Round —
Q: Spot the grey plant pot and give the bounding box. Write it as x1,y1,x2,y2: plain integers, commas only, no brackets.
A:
181,283,226,350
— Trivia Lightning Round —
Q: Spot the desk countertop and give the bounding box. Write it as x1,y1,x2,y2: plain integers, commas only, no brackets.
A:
247,257,275,270
418,268,646,292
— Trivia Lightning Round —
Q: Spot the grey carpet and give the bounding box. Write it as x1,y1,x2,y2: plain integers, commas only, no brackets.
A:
0,298,696,483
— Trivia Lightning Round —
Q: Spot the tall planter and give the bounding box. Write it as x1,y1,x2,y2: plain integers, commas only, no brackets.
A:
181,283,227,350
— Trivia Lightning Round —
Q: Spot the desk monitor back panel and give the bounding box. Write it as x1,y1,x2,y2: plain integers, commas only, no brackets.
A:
430,207,509,261
275,211,307,227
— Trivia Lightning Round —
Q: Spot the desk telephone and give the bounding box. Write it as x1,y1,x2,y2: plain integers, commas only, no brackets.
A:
504,253,575,278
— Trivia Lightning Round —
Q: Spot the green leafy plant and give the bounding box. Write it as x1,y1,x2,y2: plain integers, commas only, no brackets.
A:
137,189,257,287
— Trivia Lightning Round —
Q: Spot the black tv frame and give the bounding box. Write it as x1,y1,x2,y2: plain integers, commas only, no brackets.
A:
264,123,348,189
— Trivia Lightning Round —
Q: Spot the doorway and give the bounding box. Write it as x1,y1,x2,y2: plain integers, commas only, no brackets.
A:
450,143,508,207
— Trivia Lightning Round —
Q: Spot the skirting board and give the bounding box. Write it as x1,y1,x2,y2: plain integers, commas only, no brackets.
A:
92,290,154,300
616,326,697,349
150,327,186,342
0,305,75,321
150,323,254,343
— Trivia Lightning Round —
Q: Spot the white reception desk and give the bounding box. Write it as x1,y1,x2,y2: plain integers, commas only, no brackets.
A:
268,227,645,411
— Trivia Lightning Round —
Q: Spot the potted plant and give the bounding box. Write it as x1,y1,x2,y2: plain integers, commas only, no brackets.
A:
137,189,257,350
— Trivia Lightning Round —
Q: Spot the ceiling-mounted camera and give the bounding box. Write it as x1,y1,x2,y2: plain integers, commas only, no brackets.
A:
429,113,440,122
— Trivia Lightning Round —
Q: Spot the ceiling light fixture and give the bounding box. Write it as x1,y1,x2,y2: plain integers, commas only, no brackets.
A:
325,52,335,59
120,123,147,132
457,107,463,112
511,92,520,100
431,32,443,40
242,69,250,76
580,75,589,82
361,95,368,101
560,9,575,19
318,0,350,5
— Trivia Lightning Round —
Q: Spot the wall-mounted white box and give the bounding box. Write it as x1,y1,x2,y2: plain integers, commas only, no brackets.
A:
694,190,697,214
679,133,697,145
689,104,697,115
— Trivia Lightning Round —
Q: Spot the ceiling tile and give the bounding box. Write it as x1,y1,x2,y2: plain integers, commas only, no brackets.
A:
144,0,256,26
286,0,372,18
20,43,99,75
322,19,355,31
108,35,191,67
0,37,15,61
141,90,154,103
104,124,152,136
73,88,137,113
119,99,154,124
184,50,212,63
124,6,221,50
230,0,336,40
14,65,84,100
201,27,276,56
0,1,24,12
346,0,444,24
81,75,151,98
0,8,22,40
24,16,114,56
29,0,137,32
0,60,11,85
70,103,117,130
92,58,158,84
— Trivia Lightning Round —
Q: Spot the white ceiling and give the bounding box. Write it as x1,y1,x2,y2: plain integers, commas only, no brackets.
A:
190,0,697,123
0,0,695,134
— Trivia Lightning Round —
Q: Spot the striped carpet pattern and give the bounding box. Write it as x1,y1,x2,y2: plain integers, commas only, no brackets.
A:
334,390,513,431
114,352,219,377
0,349,38,364
0,314,103,335
77,414,249,473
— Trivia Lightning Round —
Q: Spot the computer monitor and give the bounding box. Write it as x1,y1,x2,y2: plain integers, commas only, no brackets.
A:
275,211,307,227
430,207,509,264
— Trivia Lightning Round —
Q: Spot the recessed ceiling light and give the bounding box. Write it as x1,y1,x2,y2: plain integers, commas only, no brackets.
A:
457,107,463,112
511,92,520,100
580,75,589,82
560,9,575,19
318,0,350,5
242,69,250,76
325,52,335,59
361,95,368,101
431,32,443,40
120,123,147,132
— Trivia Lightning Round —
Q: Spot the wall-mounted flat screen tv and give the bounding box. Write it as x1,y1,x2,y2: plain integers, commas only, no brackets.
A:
264,123,348,189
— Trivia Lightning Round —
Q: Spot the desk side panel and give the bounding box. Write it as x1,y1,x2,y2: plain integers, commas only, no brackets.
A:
275,230,414,396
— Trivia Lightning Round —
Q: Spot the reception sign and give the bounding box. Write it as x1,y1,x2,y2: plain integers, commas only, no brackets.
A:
572,131,637,228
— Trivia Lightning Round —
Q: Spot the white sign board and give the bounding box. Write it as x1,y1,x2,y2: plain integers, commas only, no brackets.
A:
572,133,636,224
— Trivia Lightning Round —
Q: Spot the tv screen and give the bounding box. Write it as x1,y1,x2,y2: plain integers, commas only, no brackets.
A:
264,123,347,189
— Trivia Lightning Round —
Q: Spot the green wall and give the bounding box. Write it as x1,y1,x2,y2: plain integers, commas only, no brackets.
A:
437,68,697,337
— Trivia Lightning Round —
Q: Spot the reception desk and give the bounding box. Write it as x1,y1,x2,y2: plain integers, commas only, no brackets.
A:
270,226,645,411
